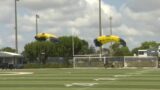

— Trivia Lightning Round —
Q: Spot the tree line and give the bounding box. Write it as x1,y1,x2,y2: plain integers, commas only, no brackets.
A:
0,36,160,64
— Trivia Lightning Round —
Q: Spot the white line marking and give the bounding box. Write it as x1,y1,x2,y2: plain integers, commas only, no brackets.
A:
0,72,33,75
114,69,151,78
94,78,117,81
114,75,132,77
65,83,98,87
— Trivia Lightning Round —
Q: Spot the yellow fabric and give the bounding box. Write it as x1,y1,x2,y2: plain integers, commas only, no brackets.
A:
97,35,120,44
36,33,57,39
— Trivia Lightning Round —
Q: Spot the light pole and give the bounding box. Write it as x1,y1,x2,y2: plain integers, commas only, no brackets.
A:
36,14,40,35
35,14,40,64
72,31,75,57
15,0,19,53
109,16,112,35
109,16,113,56
99,0,102,36
99,0,103,57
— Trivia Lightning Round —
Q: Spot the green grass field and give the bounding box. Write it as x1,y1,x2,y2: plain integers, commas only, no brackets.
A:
0,68,160,90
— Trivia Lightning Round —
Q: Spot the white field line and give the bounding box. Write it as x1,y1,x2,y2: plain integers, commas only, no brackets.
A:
114,69,151,78
65,69,152,88
65,83,98,87
114,75,132,77
94,69,152,81
94,78,117,81
0,72,33,75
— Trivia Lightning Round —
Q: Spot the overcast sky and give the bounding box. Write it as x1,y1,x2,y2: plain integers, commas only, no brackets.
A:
0,0,160,53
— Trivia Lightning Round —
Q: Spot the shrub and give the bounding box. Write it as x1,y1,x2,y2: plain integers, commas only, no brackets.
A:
23,63,72,68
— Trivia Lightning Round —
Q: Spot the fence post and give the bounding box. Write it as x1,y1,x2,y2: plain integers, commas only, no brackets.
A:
124,56,127,68
73,57,76,68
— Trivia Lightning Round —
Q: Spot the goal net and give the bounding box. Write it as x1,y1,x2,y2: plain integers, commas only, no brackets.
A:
73,56,158,68
124,56,158,68
73,57,105,68
73,56,125,68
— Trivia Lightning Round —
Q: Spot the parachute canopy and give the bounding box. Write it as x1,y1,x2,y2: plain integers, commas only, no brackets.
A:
94,35,126,47
35,33,59,43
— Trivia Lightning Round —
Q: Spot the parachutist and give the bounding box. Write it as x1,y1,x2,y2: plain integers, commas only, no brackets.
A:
35,33,60,43
94,35,126,47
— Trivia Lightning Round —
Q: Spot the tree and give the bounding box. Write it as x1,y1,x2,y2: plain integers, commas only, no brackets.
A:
140,41,159,49
23,36,93,64
131,41,160,55
88,45,96,54
132,47,140,55
113,47,132,56
111,43,132,56
0,47,16,52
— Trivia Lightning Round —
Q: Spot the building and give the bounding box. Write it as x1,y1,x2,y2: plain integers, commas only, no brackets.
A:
0,51,24,68
138,46,160,57
138,50,148,57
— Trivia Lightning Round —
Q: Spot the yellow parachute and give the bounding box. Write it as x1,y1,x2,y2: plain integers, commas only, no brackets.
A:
35,33,59,43
94,35,126,47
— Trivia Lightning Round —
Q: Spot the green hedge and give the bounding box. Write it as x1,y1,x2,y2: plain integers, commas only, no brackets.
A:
23,63,72,68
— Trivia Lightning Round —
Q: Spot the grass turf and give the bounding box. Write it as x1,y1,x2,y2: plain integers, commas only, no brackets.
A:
0,68,160,90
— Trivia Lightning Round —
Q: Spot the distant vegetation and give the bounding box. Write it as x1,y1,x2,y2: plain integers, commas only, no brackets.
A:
0,47,16,52
23,36,95,64
1,36,160,67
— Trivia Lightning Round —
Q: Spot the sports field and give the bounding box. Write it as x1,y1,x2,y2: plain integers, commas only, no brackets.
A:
0,68,160,90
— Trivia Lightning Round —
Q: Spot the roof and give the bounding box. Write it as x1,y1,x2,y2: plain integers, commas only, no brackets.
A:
0,51,22,57
138,50,147,51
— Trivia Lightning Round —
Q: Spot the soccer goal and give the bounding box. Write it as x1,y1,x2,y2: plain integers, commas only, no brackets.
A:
73,56,125,68
73,56,159,68
73,56,105,68
124,56,158,68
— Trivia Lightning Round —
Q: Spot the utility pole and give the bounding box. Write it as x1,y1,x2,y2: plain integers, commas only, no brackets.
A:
36,14,40,35
35,14,40,64
109,16,113,56
72,31,75,57
15,0,19,53
109,16,112,35
99,0,103,57
99,0,102,36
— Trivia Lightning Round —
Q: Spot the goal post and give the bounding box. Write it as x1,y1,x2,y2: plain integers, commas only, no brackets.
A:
73,56,124,68
124,56,158,68
73,56,106,68
73,56,159,68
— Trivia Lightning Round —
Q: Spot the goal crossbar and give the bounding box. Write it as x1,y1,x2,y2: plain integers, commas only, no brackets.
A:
73,56,158,68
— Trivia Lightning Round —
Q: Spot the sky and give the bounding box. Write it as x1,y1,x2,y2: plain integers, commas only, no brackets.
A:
0,0,160,53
